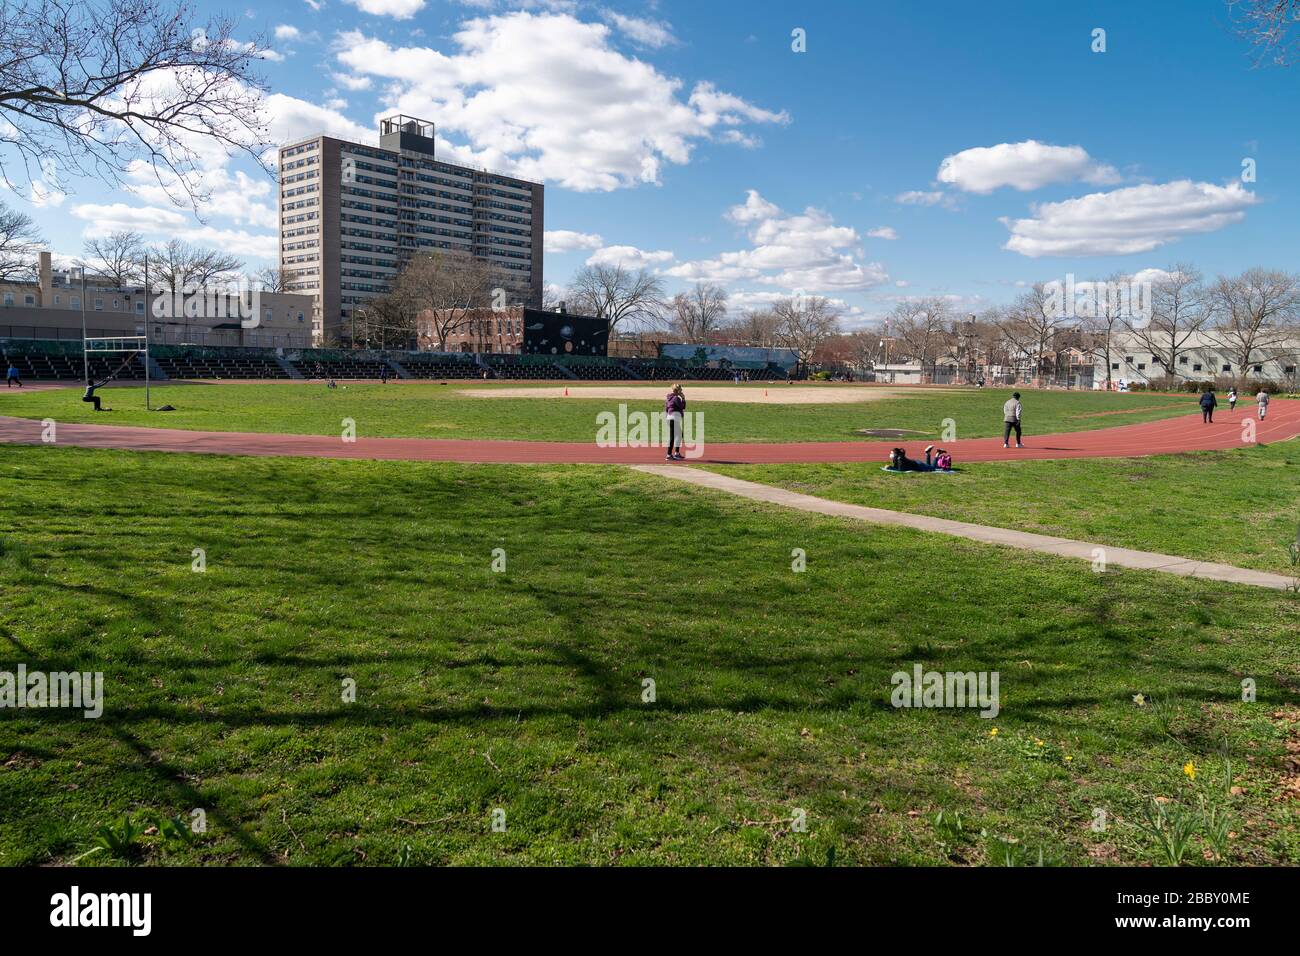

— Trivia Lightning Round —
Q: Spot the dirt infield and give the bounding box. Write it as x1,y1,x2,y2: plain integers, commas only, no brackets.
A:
2,400,1295,464
460,384,917,404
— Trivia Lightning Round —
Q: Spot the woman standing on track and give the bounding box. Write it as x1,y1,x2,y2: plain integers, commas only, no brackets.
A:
664,384,686,461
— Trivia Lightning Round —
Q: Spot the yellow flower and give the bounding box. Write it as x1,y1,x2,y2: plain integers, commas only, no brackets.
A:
1133,694,1147,706
1183,761,1196,781
1035,738,1044,747
1065,755,1073,762
989,727,999,737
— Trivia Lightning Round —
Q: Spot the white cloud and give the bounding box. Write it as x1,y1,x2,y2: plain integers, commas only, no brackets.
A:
123,163,277,229
604,12,676,48
937,140,1120,194
274,24,302,41
71,203,188,238
665,190,889,294
332,11,787,191
264,93,374,145
331,72,373,91
867,226,898,240
586,245,674,268
895,190,949,206
545,230,603,253
1001,181,1259,257
344,0,425,18
187,226,279,261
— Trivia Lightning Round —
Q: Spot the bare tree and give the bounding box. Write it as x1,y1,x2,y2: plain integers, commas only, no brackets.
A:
541,283,567,311
145,238,243,288
569,264,664,333
254,265,284,293
1228,0,1300,66
0,0,272,208
844,328,886,373
1206,268,1300,381
0,200,42,280
357,281,419,350
772,295,841,372
668,282,728,342
889,296,951,366
998,283,1069,382
1128,264,1212,379
81,230,146,287
395,250,495,351
1078,272,1133,390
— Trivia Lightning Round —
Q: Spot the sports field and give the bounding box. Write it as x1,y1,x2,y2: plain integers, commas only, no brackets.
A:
1,382,1297,867
0,381,1198,443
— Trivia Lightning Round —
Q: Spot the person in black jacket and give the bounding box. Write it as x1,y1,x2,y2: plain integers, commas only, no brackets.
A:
1199,387,1217,424
82,377,111,412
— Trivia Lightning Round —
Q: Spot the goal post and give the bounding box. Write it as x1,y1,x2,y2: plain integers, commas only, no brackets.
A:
83,335,152,410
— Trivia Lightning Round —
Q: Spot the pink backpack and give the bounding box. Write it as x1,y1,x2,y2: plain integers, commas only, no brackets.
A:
935,452,953,470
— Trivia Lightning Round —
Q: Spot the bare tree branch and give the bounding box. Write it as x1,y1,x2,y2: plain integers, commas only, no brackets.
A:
0,0,272,211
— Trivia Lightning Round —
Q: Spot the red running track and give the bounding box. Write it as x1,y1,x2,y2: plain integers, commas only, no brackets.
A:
0,401,1297,464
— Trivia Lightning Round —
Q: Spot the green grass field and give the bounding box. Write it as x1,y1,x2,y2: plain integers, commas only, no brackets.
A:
707,441,1300,574
2,445,1297,866
0,381,1198,443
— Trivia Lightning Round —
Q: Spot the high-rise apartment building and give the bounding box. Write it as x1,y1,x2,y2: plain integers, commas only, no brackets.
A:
278,116,544,345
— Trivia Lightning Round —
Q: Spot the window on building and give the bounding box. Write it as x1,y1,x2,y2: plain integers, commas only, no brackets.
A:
135,301,145,313
1193,364,1203,372
2,293,12,306
94,297,103,311
54,294,61,306
113,299,120,310
70,296,80,309
1124,355,1133,363
24,294,35,305
1253,364,1263,373
1137,363,1146,370
1111,363,1120,370
1179,356,1188,365
1222,364,1231,372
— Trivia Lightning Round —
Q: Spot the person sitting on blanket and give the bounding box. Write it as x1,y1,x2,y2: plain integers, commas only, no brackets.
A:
888,445,952,472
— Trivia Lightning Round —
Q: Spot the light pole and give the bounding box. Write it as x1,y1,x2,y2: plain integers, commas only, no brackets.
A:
79,267,88,382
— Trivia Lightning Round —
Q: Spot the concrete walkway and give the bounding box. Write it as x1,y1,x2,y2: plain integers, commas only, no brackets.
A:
631,465,1297,591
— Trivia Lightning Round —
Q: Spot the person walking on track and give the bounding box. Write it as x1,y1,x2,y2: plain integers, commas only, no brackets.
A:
1200,386,1217,424
1002,392,1023,449
1256,388,1270,420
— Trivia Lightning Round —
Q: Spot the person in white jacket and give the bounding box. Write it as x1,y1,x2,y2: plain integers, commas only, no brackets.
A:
1002,392,1023,449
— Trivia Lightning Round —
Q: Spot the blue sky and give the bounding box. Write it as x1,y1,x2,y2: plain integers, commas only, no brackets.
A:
10,0,1296,327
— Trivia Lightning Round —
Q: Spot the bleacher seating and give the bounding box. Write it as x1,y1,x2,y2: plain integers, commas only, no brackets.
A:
625,359,687,381
398,353,483,380
290,356,393,380
484,354,569,380
1,338,804,384
2,347,145,382
555,356,636,381
156,351,289,380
